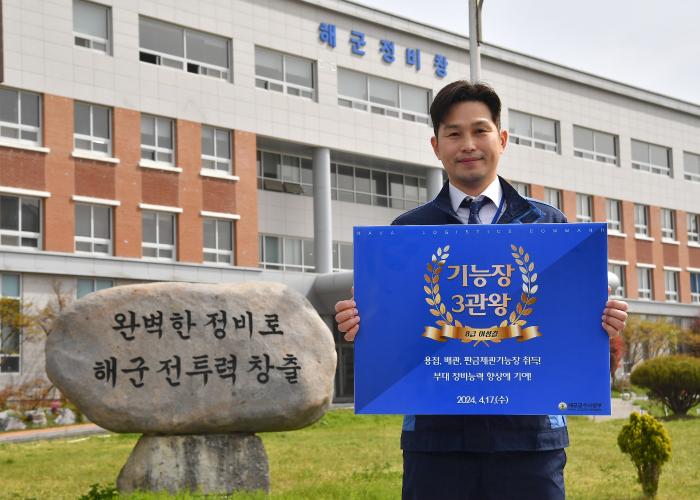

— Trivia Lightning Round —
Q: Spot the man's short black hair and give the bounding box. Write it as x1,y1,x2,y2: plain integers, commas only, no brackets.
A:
430,81,502,138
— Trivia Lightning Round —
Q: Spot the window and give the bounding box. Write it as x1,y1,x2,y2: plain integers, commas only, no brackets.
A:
631,139,672,177
255,47,315,99
511,182,530,198
139,17,230,80
257,151,313,196
0,88,41,146
333,242,353,271
508,110,558,152
0,274,21,373
576,194,592,222
75,204,111,255
203,219,234,264
201,126,231,173
691,272,700,304
606,199,622,233
142,211,176,260
77,278,113,299
634,204,649,236
0,195,41,249
660,208,676,241
573,126,617,165
259,235,315,272
608,263,626,298
688,213,700,244
684,152,700,182
73,0,110,53
337,68,431,124
664,270,679,302
74,102,111,156
332,163,426,209
141,115,175,164
544,188,561,210
637,267,653,300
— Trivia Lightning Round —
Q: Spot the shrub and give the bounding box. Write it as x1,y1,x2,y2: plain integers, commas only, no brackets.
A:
618,412,671,498
631,355,700,416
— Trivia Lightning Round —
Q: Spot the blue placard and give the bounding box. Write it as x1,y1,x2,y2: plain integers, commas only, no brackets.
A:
353,223,611,416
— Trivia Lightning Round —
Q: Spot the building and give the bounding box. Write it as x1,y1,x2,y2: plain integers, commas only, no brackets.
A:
1,0,699,401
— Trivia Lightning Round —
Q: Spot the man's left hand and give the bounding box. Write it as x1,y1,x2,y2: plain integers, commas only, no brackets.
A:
602,297,628,338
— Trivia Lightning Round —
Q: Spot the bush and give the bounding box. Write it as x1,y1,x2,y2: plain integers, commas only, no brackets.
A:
630,355,700,416
618,412,671,498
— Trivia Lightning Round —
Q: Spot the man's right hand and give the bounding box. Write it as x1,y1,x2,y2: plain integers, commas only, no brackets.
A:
334,287,360,341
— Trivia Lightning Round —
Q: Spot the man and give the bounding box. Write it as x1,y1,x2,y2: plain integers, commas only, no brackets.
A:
334,81,629,499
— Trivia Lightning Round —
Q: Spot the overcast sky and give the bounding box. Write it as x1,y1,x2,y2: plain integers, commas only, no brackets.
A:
354,0,699,105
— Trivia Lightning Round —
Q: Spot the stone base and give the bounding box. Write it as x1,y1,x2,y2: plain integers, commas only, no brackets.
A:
116,433,269,495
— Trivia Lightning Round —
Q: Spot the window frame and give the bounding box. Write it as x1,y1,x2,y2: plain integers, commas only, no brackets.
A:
76,277,113,299
72,0,111,54
333,241,354,272
74,101,112,156
573,125,618,165
508,109,559,152
141,210,177,261
511,182,530,198
634,204,649,237
141,114,175,165
608,263,626,298
688,213,700,244
0,273,21,374
660,208,677,241
631,139,672,177
543,187,562,211
337,68,431,125
690,272,700,304
74,203,112,255
664,270,679,302
203,218,235,265
255,46,316,100
201,125,232,174
575,193,592,223
606,199,623,233
259,234,315,272
0,88,42,147
138,17,231,81
637,266,654,300
684,151,700,183
0,195,42,250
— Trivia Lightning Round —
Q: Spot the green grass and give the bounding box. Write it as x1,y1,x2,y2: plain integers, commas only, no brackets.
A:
1,410,699,499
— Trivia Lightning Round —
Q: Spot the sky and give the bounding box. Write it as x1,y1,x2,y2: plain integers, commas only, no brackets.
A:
353,0,700,105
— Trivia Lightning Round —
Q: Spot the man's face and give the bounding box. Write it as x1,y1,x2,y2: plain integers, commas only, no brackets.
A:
430,101,508,195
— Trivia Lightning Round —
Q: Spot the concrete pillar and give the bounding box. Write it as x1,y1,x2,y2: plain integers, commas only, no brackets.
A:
313,147,332,274
426,167,444,201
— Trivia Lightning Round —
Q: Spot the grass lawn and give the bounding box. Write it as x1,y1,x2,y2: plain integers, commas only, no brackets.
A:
1,410,698,499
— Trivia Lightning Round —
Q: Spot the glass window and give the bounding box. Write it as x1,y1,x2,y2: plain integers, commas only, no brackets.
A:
684,152,700,182
142,211,176,260
608,263,626,297
201,126,231,173
576,194,592,223
338,68,368,101
77,278,113,299
508,110,558,151
0,274,21,373
141,114,174,164
664,270,679,302
203,219,234,265
606,199,622,233
75,204,111,255
634,204,649,236
0,88,42,145
255,47,314,99
73,0,110,53
688,213,700,244
74,102,112,156
259,234,315,272
544,188,561,210
369,76,399,108
0,195,41,249
139,17,230,80
637,267,653,300
691,272,700,304
631,139,672,177
511,182,530,198
573,125,617,165
660,208,676,241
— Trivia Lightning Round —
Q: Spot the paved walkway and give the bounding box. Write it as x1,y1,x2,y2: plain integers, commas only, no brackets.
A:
589,397,643,422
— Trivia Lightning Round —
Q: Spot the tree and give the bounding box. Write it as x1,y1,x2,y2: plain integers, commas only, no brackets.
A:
677,316,700,357
631,355,700,416
621,316,681,371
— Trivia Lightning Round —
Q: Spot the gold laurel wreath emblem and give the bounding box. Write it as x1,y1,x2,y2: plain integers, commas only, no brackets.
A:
423,243,539,346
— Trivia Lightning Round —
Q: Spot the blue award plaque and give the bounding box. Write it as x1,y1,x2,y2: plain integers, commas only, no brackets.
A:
353,223,611,416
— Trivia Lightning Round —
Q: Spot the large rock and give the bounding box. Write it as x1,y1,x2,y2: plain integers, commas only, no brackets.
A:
117,434,269,494
46,282,336,434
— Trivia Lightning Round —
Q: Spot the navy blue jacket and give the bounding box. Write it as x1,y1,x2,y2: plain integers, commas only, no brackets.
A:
394,177,570,452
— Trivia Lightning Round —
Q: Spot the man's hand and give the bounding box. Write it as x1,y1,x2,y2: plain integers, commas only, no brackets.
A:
603,287,628,338
335,287,360,341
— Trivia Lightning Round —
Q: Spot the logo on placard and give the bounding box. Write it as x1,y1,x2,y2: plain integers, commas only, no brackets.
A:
421,243,543,346
558,402,568,411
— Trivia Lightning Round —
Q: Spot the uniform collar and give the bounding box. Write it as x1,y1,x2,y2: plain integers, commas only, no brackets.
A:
448,176,502,214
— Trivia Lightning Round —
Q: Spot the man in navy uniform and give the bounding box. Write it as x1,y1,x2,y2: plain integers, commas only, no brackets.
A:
334,81,629,500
